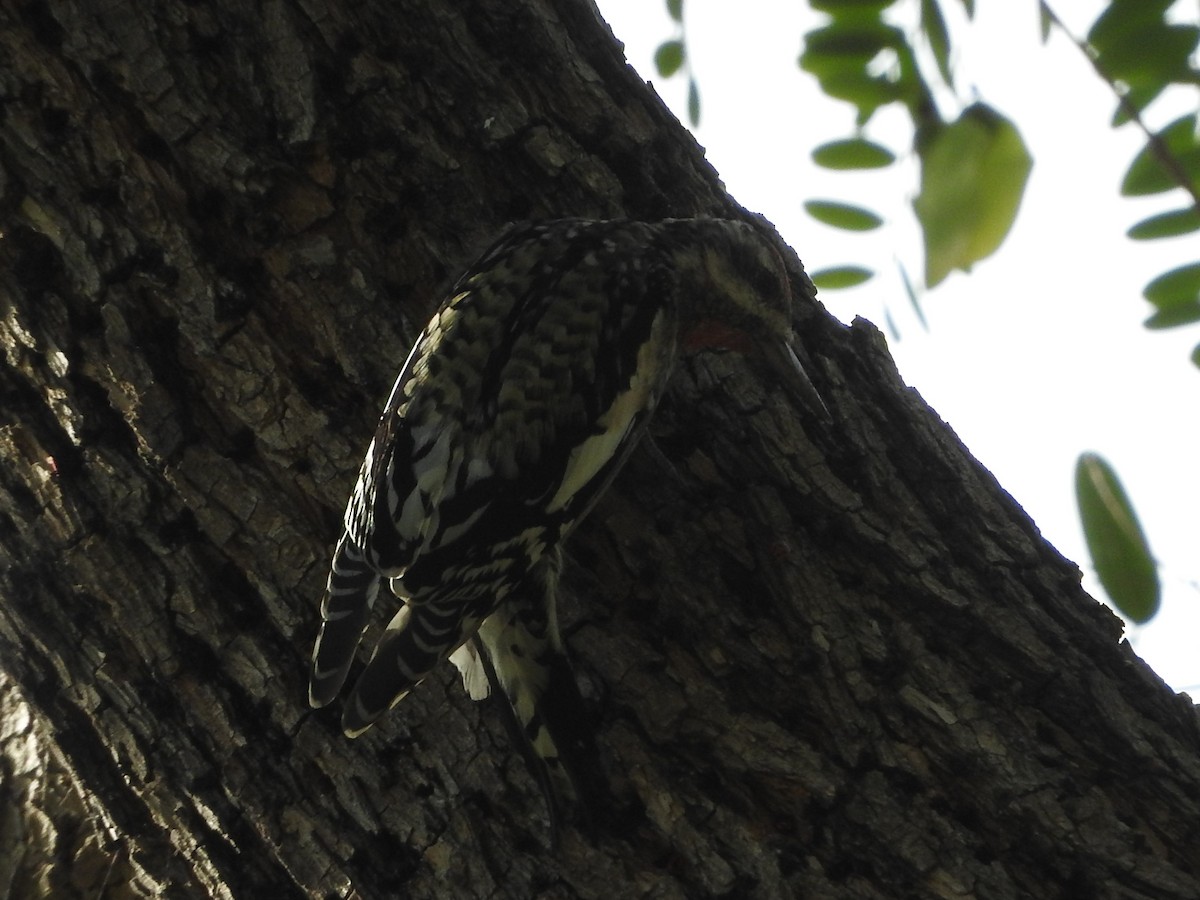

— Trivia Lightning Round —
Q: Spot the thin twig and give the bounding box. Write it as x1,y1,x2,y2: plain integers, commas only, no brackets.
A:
1041,0,1200,212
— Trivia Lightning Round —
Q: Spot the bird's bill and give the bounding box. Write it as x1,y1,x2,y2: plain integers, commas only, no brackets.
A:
765,340,832,423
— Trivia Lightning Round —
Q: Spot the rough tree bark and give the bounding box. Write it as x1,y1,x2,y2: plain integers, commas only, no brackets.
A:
1,1,1198,897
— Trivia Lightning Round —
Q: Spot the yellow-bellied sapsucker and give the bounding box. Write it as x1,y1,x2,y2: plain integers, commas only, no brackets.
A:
309,217,824,836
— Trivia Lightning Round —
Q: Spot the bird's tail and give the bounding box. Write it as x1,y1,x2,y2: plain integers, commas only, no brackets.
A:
459,552,593,841
309,535,381,709
341,591,481,736
328,546,595,841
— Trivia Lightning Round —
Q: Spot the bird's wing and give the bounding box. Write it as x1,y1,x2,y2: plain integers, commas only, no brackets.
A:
316,220,679,729
309,336,432,709
308,534,381,708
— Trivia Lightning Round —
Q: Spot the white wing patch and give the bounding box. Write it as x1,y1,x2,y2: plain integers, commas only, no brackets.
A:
546,310,669,514
449,641,491,700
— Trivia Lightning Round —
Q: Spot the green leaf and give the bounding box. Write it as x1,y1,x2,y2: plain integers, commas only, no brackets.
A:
811,265,874,289
802,22,903,60
805,199,884,231
666,0,683,23
1142,263,1200,328
1192,342,1200,369
1095,24,1199,90
1075,452,1160,623
812,138,896,169
1156,112,1200,153
1144,303,1200,330
920,0,953,86
799,22,916,121
1088,0,1173,53
810,0,896,14
956,0,974,18
1111,84,1167,127
1121,114,1200,196
883,304,899,342
1038,1,1051,43
913,104,1032,287
655,40,685,78
1091,2,1193,123
686,76,700,128
1143,261,1200,309
897,259,928,331
1127,207,1200,240
812,72,903,119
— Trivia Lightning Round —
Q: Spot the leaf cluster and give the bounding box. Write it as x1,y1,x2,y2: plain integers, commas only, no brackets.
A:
1051,0,1198,623
1082,2,1200,341
799,0,1030,293
654,0,700,127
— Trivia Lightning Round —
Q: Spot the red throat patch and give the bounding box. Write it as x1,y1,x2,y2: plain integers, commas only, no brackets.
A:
682,319,755,354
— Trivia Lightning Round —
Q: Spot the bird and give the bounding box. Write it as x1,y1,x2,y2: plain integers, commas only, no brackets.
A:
308,217,825,836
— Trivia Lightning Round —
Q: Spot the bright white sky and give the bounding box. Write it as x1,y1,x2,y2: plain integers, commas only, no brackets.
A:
596,0,1200,692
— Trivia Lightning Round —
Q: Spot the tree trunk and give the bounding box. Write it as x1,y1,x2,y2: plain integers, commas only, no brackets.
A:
1,1,1198,897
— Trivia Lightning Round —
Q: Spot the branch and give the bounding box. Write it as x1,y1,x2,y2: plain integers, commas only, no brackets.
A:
1042,1,1200,212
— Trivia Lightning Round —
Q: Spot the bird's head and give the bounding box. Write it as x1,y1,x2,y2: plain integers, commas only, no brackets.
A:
660,218,830,421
